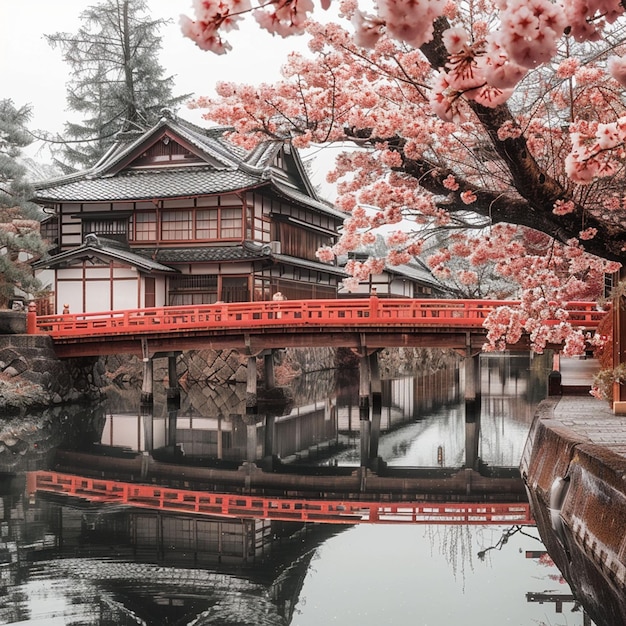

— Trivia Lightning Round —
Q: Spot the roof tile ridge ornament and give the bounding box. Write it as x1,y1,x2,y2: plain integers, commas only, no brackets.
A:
84,233,101,248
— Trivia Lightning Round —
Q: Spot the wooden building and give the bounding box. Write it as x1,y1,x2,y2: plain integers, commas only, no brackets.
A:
31,113,347,314
338,250,451,299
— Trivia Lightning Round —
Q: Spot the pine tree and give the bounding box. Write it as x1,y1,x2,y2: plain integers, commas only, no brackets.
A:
0,100,48,309
47,0,189,170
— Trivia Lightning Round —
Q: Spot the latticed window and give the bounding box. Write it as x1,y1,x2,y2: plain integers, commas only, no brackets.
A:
130,212,157,241
82,217,128,240
196,209,218,239
162,210,193,240
169,274,218,305
157,207,243,242
220,208,242,238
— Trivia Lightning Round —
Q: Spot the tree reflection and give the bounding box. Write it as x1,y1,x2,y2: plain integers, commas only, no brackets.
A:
477,525,541,561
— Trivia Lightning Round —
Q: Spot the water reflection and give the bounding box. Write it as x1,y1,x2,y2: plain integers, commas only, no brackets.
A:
0,353,595,625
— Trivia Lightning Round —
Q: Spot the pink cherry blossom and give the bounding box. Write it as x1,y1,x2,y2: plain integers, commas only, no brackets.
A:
443,174,460,190
460,190,477,204
608,55,626,86
579,227,598,240
553,199,575,216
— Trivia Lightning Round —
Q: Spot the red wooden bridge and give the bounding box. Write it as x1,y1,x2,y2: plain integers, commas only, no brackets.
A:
27,470,534,526
28,298,604,358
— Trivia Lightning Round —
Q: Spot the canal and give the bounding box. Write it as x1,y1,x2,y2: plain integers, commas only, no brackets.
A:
0,353,594,625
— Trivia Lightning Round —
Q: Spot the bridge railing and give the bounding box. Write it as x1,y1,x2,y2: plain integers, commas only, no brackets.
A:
30,298,605,339
27,470,534,525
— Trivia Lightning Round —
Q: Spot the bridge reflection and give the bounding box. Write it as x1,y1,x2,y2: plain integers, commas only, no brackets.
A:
28,470,533,525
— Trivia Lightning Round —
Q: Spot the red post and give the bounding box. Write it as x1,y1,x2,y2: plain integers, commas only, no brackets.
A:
369,288,379,319
26,301,38,334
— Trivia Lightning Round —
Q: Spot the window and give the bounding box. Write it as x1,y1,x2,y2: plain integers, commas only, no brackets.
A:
162,210,193,240
131,212,157,241
158,207,242,242
169,274,218,305
221,277,249,302
220,208,242,238
196,209,218,239
82,217,128,241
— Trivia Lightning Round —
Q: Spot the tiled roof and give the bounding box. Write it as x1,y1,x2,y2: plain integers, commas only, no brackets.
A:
33,167,263,202
33,238,178,273
272,180,346,221
385,261,447,289
131,243,346,275
138,244,273,264
272,253,348,276
30,114,343,224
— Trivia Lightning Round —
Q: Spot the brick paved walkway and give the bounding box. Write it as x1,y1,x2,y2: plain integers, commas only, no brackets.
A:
551,357,626,457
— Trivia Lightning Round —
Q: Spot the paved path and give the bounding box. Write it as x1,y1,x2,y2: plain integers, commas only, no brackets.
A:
550,357,626,458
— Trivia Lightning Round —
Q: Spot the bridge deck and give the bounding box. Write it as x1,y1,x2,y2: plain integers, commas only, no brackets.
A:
29,298,604,357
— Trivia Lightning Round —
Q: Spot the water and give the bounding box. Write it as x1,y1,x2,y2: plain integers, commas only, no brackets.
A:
0,353,593,625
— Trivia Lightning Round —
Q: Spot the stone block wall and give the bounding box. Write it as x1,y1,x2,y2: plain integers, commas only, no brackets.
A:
0,335,105,413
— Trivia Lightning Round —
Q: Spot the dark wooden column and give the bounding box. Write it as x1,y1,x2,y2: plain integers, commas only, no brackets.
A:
464,349,481,470
359,354,371,468
614,268,626,405
368,351,382,463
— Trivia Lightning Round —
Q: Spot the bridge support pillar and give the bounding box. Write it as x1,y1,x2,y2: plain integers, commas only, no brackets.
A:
246,356,257,408
464,352,481,470
263,350,275,390
166,354,180,404
246,421,258,463
359,355,371,468
358,351,383,469
167,406,178,449
141,357,154,405
369,351,383,466
263,414,277,468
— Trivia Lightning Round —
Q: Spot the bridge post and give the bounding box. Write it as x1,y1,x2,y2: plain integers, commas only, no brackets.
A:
263,350,275,390
167,406,178,449
263,414,277,466
166,353,180,404
246,420,258,463
464,351,481,470
246,356,257,408
369,351,383,467
141,357,154,405
140,339,153,405
359,354,371,468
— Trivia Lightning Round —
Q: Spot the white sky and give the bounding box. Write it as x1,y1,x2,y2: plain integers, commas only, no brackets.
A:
0,1,319,160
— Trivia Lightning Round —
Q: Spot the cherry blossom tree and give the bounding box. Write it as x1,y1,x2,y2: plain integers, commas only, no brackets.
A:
180,0,626,355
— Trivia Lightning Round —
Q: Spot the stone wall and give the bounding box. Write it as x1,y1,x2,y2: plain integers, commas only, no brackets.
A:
0,335,105,413
102,347,338,388
102,346,455,390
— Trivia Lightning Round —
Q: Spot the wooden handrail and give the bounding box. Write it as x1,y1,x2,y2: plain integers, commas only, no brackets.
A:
29,298,605,340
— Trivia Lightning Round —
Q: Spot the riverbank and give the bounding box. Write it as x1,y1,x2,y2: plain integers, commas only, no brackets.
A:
521,358,626,626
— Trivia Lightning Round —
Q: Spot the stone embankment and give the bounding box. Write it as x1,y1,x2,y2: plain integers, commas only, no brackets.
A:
521,359,626,626
0,335,105,413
